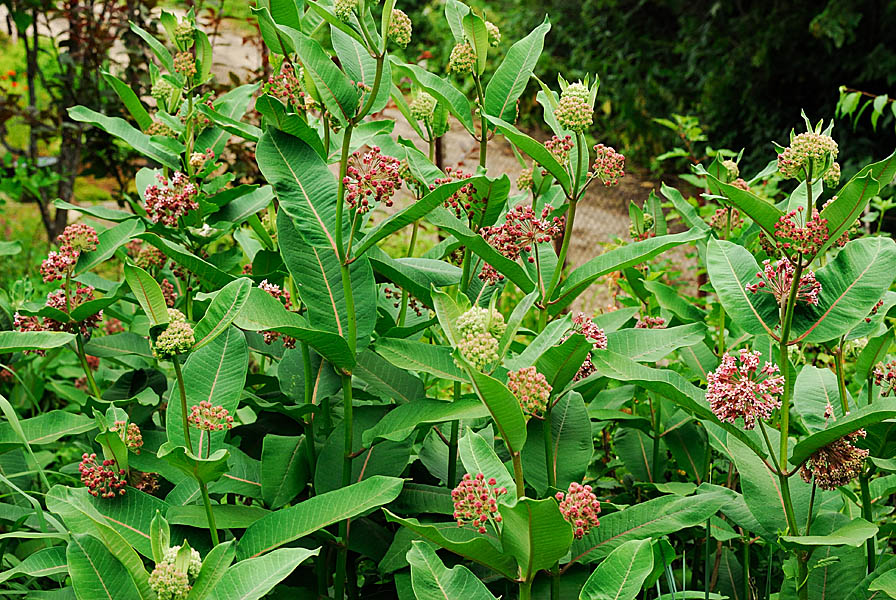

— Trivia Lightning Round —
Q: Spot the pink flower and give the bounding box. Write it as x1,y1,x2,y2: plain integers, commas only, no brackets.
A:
874,360,896,396
556,482,600,539
707,349,783,429
79,453,127,498
635,315,666,329
590,144,625,186
771,207,829,258
343,147,403,214
144,172,199,226
746,258,821,306
259,280,297,349
431,167,479,221
800,428,868,490
479,204,564,284
562,313,608,381
507,367,552,418
188,401,234,432
451,473,507,534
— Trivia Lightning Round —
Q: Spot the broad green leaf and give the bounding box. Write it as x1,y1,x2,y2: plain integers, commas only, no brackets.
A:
254,95,325,158
0,331,75,353
466,369,528,454
0,410,94,447
150,511,168,564
187,540,236,600
209,185,274,226
444,0,469,42
486,115,570,193
212,547,319,600
237,476,404,559
0,240,21,255
605,323,708,362
261,435,308,509
781,517,878,547
68,106,180,170
568,492,727,565
383,510,517,578
579,539,654,600
800,512,868,599
522,392,591,495
331,26,391,115
102,71,152,129
642,279,707,323
123,263,169,327
660,183,711,234
84,333,151,358
167,505,270,529
458,428,515,493
485,18,550,124
158,444,231,485
535,334,590,392
390,60,475,134
257,128,343,252
0,545,66,583
305,0,366,46
790,398,896,466
407,541,498,600
129,22,174,71
706,238,779,337
193,278,252,350
553,230,706,315
363,399,488,445
136,233,235,288
504,316,572,371
233,287,354,369
869,570,896,598
288,29,358,125
197,103,261,141
705,173,783,237
793,365,846,433
75,488,168,559
499,290,539,357
75,219,143,276
791,236,896,343
374,338,466,382
67,533,141,600
499,497,573,581
462,12,489,76
368,249,463,308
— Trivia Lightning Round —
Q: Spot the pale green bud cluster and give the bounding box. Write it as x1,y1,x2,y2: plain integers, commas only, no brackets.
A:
173,21,195,49
388,9,412,48
457,331,500,371
777,132,839,179
448,43,476,75
153,309,194,359
843,337,867,360
410,92,436,122
556,83,592,132
517,166,534,191
722,159,739,181
485,21,500,46
164,545,202,578
458,306,506,339
151,79,176,105
455,307,505,371
334,0,356,22
149,562,191,600
823,161,841,187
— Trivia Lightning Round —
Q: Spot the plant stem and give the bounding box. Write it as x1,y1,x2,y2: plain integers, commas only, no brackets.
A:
335,373,354,600
75,333,102,400
172,355,193,454
198,480,219,546
834,338,850,413
778,259,803,466
511,452,525,498
539,199,578,330
397,221,420,327
742,538,750,600
519,579,533,600
860,470,876,572
473,74,487,169
301,341,316,483
651,393,662,483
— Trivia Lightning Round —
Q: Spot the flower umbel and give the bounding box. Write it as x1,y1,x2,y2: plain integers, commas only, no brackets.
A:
188,401,234,431
746,258,822,306
79,453,127,498
873,360,896,396
448,43,476,75
556,482,600,539
387,9,412,48
564,312,608,381
555,82,592,132
800,428,868,490
149,562,191,600
707,350,784,429
343,147,403,214
452,473,507,534
507,367,552,418
144,172,199,227
589,144,625,186
777,132,838,180
479,204,564,284
152,309,194,359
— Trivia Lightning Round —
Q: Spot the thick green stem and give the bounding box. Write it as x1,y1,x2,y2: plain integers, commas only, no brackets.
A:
75,334,102,400
356,55,385,122
473,75,487,169
519,578,533,600
336,373,354,600
860,471,876,572
742,538,750,600
834,340,850,413
778,260,803,468
198,480,219,546
301,341,316,484
447,415,459,488
511,452,525,499
651,394,662,483
172,356,193,455
539,199,578,331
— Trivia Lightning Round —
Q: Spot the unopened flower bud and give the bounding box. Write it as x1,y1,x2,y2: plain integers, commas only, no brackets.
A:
448,43,476,75
388,9,412,48
485,21,500,46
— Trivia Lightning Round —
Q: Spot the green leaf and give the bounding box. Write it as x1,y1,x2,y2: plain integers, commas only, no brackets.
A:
522,392,591,495
212,547,319,600
257,128,342,252
123,263,170,327
791,236,896,343
237,476,403,559
486,115,570,193
255,95,325,159
67,533,142,600
790,398,896,466
660,183,711,234
0,331,75,353
158,444,231,485
150,511,168,564
288,30,358,125
374,338,466,382
705,172,783,237
383,510,517,578
102,71,152,130
706,238,779,337
390,59,475,134
129,22,174,71
197,103,261,141
136,233,235,288
535,334,590,392
193,278,252,350
305,0,366,46
407,541,499,600
261,435,308,509
368,250,463,309
568,492,727,565
781,517,878,548
51,201,132,223
605,323,708,362
499,497,573,582
643,279,707,323
331,26,391,115
68,106,181,170
462,12,489,76
485,18,550,124
444,0,469,42
579,538,654,600
869,569,896,598
458,428,515,492
0,545,67,584
793,365,846,433
84,333,152,358
75,220,143,276
553,230,706,315
0,410,94,447
0,240,21,256
187,540,236,600
167,505,270,529
233,287,354,370
466,369,528,454
363,399,487,445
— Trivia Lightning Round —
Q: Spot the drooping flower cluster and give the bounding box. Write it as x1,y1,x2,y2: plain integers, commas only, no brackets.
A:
264,63,304,108
173,52,196,78
564,312,608,381
556,482,601,539
485,21,500,46
343,147,403,214
79,453,127,498
635,315,666,329
517,166,534,191
130,470,160,494
866,298,885,323
874,360,896,396
384,287,424,317
260,280,297,349
149,563,191,600
40,223,98,281
772,207,829,258
589,144,625,186
455,307,505,371
133,243,167,271
709,207,743,232
507,367,552,418
432,167,479,220
112,421,144,453
746,258,822,307
707,350,784,429
146,120,176,138
448,43,476,75
479,204,565,284
452,473,507,534
410,91,436,123
544,135,573,167
800,428,868,490
387,9,412,48
777,132,839,179
731,178,751,192
152,309,194,359
188,401,234,432
555,82,592,132
144,172,199,226
161,278,177,308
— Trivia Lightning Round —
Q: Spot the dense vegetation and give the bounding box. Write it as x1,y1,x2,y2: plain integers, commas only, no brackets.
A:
0,1,895,599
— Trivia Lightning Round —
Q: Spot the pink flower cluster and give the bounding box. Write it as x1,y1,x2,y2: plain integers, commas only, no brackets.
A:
800,428,868,490
144,172,199,226
565,312,608,381
432,167,479,221
112,421,143,454
544,135,573,167
161,279,178,308
874,360,896,396
188,401,234,432
707,350,784,429
16,283,103,344
772,207,829,258
260,280,297,349
507,367,552,418
590,144,625,186
556,482,600,539
344,147,403,214
384,286,423,317
264,63,304,108
479,204,564,284
40,224,98,282
79,453,127,498
746,258,821,306
635,316,666,329
451,473,507,534
708,208,743,232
